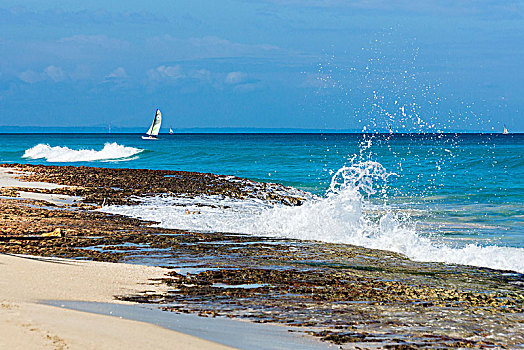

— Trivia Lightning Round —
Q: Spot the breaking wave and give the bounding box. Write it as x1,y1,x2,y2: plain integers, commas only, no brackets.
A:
23,143,143,162
100,161,524,273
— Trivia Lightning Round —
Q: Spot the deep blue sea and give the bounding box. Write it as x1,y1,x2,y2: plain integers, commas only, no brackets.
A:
1,133,523,272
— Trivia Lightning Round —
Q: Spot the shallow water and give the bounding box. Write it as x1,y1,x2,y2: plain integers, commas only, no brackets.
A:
1,132,523,272
43,300,330,350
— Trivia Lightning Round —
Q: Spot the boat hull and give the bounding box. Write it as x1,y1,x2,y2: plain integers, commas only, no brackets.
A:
141,135,158,140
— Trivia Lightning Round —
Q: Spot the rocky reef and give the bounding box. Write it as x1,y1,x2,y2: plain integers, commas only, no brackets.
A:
0,163,522,349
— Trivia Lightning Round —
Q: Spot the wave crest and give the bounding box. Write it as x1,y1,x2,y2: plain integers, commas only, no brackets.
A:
100,161,524,273
23,143,143,162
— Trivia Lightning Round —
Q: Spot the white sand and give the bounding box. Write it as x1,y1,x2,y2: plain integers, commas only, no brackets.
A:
0,168,82,205
0,253,233,349
0,167,233,348
0,166,230,348
0,168,65,190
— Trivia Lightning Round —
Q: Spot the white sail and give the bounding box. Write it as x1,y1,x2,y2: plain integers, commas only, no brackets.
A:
169,128,173,134
146,109,162,136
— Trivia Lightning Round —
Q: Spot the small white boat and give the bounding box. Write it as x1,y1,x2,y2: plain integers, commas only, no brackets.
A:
142,109,162,140
169,128,174,135
503,125,509,134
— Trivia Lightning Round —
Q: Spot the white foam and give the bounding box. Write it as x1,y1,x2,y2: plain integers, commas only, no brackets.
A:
23,143,143,162
100,161,524,274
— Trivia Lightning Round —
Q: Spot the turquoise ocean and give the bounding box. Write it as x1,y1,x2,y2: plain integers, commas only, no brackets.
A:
1,133,523,273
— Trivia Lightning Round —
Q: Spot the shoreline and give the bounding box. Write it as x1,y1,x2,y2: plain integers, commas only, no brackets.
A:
0,253,325,350
0,253,233,350
0,168,236,349
1,163,523,349
0,165,327,349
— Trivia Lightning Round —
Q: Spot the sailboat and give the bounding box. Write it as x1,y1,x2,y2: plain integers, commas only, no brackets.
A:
142,109,162,140
169,128,174,135
503,125,509,135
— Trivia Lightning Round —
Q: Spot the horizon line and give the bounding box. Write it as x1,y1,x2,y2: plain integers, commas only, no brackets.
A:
0,126,519,133
0,131,521,135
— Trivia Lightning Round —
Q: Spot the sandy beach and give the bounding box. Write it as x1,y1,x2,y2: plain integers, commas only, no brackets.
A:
0,253,233,350
0,167,233,350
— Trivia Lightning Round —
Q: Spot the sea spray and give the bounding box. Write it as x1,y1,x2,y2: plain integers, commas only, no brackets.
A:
99,160,524,273
23,143,143,162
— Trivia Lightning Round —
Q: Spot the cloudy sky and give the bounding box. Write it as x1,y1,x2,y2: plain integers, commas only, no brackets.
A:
0,0,523,131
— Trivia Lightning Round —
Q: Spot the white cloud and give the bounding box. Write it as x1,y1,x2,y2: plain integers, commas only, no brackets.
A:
188,36,278,52
44,65,66,82
106,67,128,79
233,83,260,93
58,35,129,49
190,69,212,80
146,35,282,61
18,70,44,83
225,71,248,85
147,65,185,81
18,65,67,83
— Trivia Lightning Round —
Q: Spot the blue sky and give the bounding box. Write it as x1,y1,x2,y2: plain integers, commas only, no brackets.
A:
0,0,523,132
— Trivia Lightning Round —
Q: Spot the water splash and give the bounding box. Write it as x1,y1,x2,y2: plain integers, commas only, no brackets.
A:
23,143,143,162
96,37,523,273
100,160,524,273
